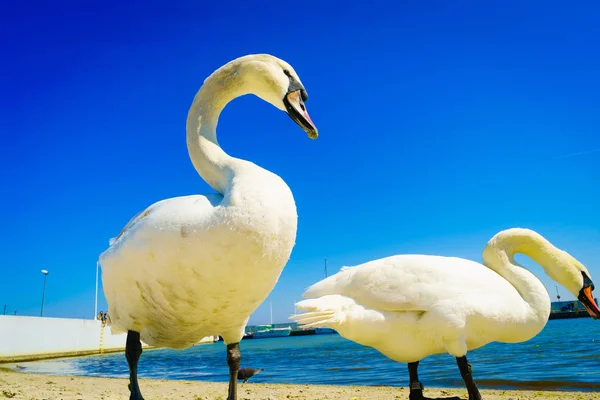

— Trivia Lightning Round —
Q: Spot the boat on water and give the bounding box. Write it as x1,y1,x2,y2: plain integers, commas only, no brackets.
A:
251,301,292,339
253,325,292,339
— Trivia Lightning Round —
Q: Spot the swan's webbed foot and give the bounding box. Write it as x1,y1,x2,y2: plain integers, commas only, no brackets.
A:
127,383,144,400
126,330,145,400
408,381,425,400
456,356,482,400
407,360,464,400
226,342,241,400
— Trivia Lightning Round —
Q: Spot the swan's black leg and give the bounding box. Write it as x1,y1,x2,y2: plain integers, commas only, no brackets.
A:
126,330,144,400
456,356,482,400
227,343,241,400
408,361,425,400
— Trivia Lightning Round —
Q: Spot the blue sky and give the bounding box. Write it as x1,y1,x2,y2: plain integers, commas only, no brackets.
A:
1,1,599,324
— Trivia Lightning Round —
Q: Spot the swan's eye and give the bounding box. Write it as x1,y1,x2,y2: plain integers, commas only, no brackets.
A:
283,69,291,76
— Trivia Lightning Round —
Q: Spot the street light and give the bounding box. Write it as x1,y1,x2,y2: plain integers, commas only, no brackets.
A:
95,261,99,319
40,269,49,317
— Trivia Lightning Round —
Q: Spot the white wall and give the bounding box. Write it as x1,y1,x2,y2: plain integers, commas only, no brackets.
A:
0,315,136,362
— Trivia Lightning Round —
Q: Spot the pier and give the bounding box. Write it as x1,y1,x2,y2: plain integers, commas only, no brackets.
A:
549,298,598,320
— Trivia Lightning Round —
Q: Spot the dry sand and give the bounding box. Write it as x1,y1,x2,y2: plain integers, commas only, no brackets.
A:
0,369,597,400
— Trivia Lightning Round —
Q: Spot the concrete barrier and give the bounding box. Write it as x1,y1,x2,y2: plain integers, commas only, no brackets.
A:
0,316,218,363
0,315,144,362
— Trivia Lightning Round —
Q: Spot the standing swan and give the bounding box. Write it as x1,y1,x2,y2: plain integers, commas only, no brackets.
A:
99,54,318,400
293,228,599,400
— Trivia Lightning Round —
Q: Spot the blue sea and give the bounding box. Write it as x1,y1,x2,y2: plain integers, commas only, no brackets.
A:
9,318,600,391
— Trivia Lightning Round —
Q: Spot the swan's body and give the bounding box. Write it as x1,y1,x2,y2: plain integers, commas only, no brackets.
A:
297,254,547,362
101,169,297,348
99,54,318,400
294,228,599,400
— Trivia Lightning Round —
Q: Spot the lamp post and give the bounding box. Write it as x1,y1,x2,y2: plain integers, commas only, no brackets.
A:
40,269,49,317
94,261,99,319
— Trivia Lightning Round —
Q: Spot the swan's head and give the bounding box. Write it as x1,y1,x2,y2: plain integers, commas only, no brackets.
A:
236,54,318,139
552,252,600,319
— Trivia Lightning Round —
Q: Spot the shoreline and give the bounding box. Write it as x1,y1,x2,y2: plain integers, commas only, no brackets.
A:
0,344,162,364
1,370,597,400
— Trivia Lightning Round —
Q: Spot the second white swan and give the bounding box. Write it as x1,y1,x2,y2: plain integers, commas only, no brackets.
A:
293,228,599,400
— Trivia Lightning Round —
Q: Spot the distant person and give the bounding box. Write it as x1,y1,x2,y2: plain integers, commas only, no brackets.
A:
97,311,104,321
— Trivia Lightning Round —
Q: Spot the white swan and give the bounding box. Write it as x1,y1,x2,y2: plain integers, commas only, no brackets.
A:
99,54,318,400
292,228,599,400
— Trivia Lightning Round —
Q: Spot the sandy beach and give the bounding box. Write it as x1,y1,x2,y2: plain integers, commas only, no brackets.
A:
0,369,597,400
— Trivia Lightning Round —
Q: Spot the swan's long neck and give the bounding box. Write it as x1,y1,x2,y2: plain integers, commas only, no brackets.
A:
185,62,255,194
482,230,553,331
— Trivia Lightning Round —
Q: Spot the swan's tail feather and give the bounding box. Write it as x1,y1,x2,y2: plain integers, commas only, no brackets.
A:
108,237,117,246
291,310,342,329
291,295,356,330
291,310,334,324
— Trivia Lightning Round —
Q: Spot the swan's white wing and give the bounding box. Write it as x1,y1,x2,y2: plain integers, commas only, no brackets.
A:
102,193,223,252
106,209,146,247
98,193,225,340
302,255,500,312
105,207,155,249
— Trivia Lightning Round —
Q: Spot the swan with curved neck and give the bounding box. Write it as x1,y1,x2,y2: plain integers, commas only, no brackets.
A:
185,54,316,193
99,54,318,400
293,228,599,400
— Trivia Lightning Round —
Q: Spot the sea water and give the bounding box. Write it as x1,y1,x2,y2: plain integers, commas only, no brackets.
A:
9,318,600,391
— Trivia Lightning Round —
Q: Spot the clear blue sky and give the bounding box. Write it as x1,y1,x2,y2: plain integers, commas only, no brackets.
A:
1,1,599,324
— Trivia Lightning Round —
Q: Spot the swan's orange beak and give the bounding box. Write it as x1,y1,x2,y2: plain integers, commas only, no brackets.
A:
578,285,600,320
284,90,318,139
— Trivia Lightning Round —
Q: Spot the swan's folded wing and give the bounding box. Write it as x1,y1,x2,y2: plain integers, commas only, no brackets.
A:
109,208,151,247
102,193,224,252
303,255,481,313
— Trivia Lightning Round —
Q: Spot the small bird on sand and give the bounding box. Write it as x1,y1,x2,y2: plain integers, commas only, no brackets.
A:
237,367,263,383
